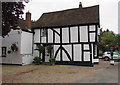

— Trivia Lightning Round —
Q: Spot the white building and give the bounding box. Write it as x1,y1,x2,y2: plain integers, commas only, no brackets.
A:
32,3,100,66
1,29,33,65
1,12,34,65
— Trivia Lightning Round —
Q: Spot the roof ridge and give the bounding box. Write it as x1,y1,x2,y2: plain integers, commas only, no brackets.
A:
43,5,99,14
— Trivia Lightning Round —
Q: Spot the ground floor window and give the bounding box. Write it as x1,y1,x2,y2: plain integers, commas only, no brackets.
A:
2,47,7,57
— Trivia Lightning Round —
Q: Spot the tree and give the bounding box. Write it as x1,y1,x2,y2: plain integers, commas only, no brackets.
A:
117,34,120,45
99,29,117,52
2,0,29,37
116,34,120,51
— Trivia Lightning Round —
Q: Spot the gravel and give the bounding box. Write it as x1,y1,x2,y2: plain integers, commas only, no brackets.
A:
2,59,119,83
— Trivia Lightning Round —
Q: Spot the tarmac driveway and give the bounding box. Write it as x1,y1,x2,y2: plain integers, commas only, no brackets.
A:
1,59,119,83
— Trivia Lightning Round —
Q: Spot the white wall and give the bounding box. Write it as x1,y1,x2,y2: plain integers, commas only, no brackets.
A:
2,30,22,64
89,25,99,63
33,44,39,57
62,28,69,43
80,26,88,42
90,33,95,42
48,29,53,43
20,31,34,65
34,29,40,43
71,26,78,42
62,45,72,61
83,44,90,61
84,52,90,61
54,45,60,61
34,25,97,44
74,44,82,61
53,25,98,63
41,37,46,43
21,31,33,54
54,29,60,43
2,30,34,65
33,50,39,57
22,54,34,65
34,25,99,63
89,25,96,42
89,25,95,31
84,44,89,50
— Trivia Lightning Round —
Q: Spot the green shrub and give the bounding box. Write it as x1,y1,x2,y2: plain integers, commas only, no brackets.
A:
49,57,55,66
47,45,53,53
11,43,18,52
36,44,45,53
33,56,42,65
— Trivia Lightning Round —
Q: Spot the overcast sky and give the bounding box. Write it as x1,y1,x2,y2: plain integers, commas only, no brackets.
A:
23,0,119,34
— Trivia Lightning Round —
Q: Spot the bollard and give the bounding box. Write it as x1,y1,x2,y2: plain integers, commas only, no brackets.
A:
110,59,114,65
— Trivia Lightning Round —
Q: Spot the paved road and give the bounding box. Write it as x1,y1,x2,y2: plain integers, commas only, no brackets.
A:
75,63,119,83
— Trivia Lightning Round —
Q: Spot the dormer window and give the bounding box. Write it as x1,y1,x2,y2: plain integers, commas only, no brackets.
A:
41,29,47,37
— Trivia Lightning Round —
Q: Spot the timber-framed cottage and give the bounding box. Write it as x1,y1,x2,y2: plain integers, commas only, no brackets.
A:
32,3,100,66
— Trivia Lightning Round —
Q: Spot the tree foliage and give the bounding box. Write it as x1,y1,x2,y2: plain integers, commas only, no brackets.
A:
99,29,119,52
2,1,29,37
100,31,116,46
116,34,120,51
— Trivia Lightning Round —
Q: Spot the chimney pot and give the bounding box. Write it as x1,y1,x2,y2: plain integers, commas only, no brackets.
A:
79,2,82,8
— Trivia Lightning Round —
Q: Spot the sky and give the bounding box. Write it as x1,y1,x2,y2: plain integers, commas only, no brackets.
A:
119,1,120,34
23,0,119,34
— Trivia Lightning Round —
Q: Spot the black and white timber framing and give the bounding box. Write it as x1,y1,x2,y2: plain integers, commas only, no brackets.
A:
32,4,100,66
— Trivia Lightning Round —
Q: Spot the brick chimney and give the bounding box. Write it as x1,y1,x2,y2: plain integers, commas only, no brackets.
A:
26,11,32,29
79,2,82,8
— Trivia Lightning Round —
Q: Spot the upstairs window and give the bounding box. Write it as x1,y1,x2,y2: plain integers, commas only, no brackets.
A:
41,29,47,37
2,47,7,57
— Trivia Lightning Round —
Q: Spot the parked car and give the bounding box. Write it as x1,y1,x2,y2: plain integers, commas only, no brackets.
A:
102,51,120,61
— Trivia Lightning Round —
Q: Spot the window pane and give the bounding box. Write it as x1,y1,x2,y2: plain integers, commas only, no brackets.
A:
2,47,7,57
